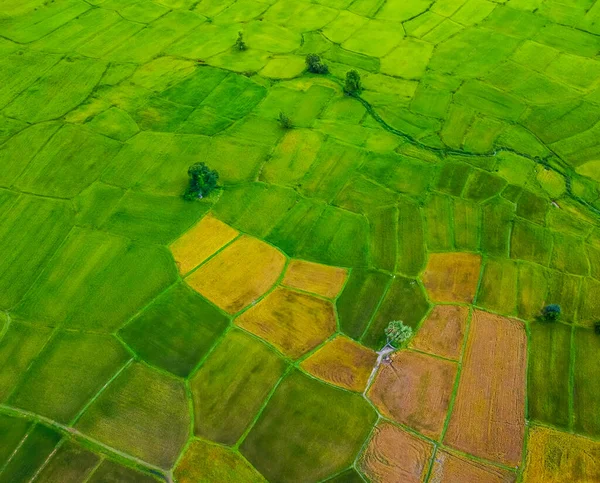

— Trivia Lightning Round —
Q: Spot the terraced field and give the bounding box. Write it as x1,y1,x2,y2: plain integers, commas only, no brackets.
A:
0,0,599,481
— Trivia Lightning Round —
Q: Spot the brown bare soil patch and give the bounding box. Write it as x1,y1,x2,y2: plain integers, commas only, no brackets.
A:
422,252,482,303
186,235,286,313
410,305,469,360
235,287,336,359
300,336,377,392
368,350,457,440
444,310,526,466
522,425,600,482
282,259,347,298
359,421,433,483
169,214,239,275
430,450,516,483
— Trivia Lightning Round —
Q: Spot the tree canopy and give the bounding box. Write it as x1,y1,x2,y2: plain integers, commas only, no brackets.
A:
384,320,413,348
184,162,219,200
344,70,362,96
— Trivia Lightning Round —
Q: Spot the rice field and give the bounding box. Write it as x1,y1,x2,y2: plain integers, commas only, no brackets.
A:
0,0,599,481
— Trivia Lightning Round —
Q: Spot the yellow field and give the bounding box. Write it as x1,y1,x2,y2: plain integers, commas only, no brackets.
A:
235,287,336,359
422,252,482,303
186,235,286,313
523,426,600,482
301,336,376,392
170,214,239,275
282,259,347,299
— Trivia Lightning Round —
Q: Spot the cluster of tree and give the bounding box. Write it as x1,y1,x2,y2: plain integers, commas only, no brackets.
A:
541,304,561,322
184,162,219,200
344,70,362,96
305,54,328,74
385,320,413,349
236,31,246,51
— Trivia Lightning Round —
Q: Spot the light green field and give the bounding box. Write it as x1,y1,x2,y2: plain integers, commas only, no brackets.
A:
0,0,599,481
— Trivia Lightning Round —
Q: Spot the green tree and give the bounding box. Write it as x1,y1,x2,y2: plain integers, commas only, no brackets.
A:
384,321,413,348
278,111,293,129
235,31,247,51
542,304,561,322
184,162,219,200
344,69,362,96
305,53,328,74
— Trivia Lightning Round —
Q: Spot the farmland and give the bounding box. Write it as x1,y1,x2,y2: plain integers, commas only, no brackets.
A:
0,0,599,481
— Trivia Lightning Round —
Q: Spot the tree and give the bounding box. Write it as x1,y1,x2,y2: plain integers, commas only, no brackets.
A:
344,69,362,96
278,111,293,129
594,321,600,335
542,304,561,322
385,321,413,348
305,53,328,74
235,31,246,51
184,162,219,200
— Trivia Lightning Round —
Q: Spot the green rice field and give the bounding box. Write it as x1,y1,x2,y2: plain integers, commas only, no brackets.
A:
0,0,599,481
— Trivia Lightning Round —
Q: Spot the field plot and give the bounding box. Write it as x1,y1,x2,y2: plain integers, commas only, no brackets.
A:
0,423,62,482
186,235,286,314
119,283,229,377
430,450,516,483
13,228,177,331
422,252,481,303
175,439,265,483
1,0,600,479
573,327,600,437
444,310,526,466
523,426,600,482
236,287,336,359
0,413,31,464
191,329,287,444
170,213,239,275
240,370,377,482
361,276,430,349
359,422,433,483
410,304,469,360
0,194,74,309
368,349,457,439
336,269,391,340
76,362,189,468
0,322,53,401
282,259,347,298
527,321,571,429
32,440,100,483
301,335,376,392
8,331,130,423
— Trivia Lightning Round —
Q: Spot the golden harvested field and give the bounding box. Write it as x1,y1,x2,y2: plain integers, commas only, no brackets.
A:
410,305,469,360
422,252,482,303
282,259,347,298
444,310,527,466
359,422,433,483
430,450,516,483
301,335,377,392
236,287,336,359
368,350,457,440
186,235,286,313
169,214,239,275
522,426,600,483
